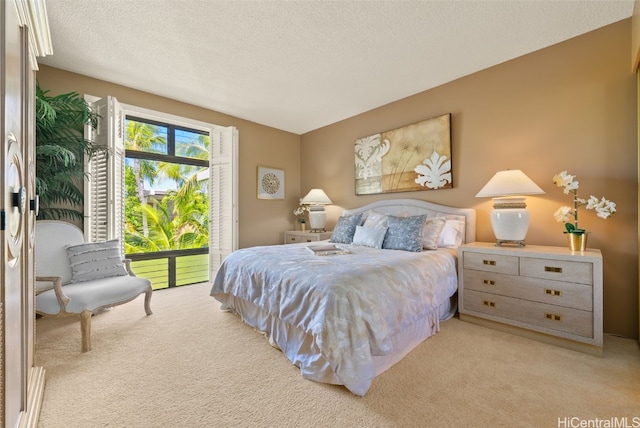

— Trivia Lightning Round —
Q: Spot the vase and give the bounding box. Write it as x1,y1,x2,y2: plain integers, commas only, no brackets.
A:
566,232,588,251
300,223,306,232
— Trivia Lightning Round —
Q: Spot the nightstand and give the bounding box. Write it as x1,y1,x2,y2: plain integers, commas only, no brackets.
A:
458,242,603,356
284,230,332,244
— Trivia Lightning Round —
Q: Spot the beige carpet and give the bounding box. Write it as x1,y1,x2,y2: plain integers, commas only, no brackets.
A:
35,282,639,428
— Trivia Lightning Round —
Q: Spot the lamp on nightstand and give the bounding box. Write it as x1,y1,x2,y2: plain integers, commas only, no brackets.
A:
300,188,332,232
476,170,545,247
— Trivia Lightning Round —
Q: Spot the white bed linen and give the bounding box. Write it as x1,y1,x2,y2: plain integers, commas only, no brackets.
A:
216,293,455,385
210,242,458,396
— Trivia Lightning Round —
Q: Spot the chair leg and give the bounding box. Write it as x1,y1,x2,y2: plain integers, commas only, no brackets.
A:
80,310,92,352
144,289,153,315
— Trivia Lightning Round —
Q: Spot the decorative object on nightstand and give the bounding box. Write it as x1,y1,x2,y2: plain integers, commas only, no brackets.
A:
552,171,616,251
300,188,332,232
475,169,544,247
293,202,309,230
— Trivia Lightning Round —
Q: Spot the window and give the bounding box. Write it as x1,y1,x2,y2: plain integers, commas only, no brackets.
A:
123,117,210,288
85,97,238,290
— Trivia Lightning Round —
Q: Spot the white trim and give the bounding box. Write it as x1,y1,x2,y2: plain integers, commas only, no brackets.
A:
13,0,53,70
120,102,222,133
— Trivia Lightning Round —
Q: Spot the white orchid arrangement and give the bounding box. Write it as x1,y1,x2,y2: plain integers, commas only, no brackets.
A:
552,171,616,235
293,201,309,223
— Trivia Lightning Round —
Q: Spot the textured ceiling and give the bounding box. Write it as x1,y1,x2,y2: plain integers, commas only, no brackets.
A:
39,0,634,134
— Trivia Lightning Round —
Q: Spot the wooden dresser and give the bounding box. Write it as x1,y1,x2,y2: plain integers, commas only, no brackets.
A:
458,242,603,355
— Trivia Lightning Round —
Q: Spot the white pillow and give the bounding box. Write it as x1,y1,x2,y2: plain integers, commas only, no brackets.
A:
363,211,388,229
352,225,387,249
421,217,446,250
66,239,128,283
363,209,411,229
437,219,466,248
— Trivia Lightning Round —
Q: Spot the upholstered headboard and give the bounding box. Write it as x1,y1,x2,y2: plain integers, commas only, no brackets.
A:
342,199,476,244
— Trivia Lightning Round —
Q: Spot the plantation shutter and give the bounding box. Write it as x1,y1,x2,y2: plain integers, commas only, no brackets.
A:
85,96,125,251
209,126,238,276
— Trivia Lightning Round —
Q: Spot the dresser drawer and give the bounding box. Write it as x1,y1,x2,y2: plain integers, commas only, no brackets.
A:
463,252,519,275
462,269,593,311
284,231,332,244
463,289,593,338
520,257,592,285
285,234,318,244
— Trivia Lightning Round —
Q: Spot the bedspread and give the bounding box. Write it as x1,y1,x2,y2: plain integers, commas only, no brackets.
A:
210,242,458,395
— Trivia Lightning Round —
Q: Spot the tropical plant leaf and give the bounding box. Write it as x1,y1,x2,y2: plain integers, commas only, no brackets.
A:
35,83,107,219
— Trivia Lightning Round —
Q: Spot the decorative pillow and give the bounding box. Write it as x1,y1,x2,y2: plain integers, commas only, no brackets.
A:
363,211,388,229
421,217,447,250
330,213,363,244
437,219,466,248
352,226,387,249
66,239,128,283
382,214,427,252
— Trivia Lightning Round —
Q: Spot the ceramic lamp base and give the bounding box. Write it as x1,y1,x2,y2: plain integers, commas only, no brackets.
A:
490,197,530,246
308,207,326,232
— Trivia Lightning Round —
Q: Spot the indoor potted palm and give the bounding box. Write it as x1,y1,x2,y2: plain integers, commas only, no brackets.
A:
35,84,105,220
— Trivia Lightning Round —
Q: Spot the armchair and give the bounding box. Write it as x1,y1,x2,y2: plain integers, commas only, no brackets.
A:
35,220,152,352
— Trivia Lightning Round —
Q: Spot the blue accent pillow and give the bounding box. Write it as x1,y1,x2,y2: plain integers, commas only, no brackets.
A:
382,215,427,252
329,213,363,244
352,225,387,249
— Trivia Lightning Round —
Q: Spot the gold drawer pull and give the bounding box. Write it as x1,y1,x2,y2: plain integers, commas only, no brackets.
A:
306,239,312,242
483,260,496,266
544,266,563,273
545,313,562,322
483,300,496,307
291,237,297,242
544,289,562,297
483,279,495,286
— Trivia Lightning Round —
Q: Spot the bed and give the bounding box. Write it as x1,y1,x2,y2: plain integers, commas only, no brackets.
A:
210,199,476,396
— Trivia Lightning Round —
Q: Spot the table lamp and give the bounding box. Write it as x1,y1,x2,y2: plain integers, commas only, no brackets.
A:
475,170,544,246
300,189,332,232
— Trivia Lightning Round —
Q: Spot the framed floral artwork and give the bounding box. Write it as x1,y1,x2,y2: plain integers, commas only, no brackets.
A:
257,166,284,200
354,113,452,195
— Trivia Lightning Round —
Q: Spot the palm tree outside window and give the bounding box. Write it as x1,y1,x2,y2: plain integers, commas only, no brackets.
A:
124,116,210,289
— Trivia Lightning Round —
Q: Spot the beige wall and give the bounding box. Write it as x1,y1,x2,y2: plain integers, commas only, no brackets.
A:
37,19,638,339
36,65,301,248
301,19,638,339
633,1,640,69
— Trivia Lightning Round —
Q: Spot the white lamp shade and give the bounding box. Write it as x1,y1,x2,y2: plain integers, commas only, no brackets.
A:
476,170,544,197
300,188,332,205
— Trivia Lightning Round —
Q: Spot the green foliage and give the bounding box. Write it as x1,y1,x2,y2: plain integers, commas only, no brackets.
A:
124,190,209,254
123,120,209,254
565,223,585,234
35,84,106,220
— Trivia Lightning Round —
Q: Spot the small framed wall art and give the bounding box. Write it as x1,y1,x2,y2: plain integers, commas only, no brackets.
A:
257,166,285,200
